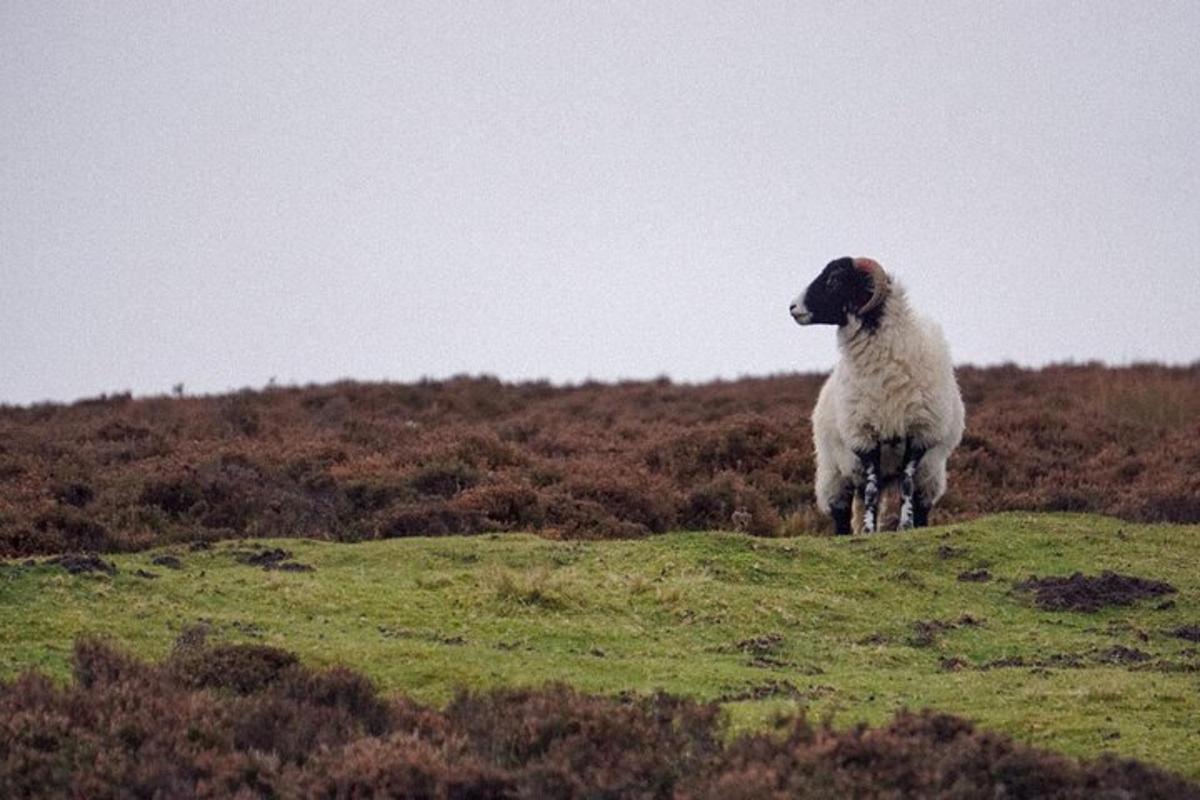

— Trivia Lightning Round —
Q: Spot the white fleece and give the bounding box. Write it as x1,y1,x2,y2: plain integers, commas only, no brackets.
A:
811,283,965,514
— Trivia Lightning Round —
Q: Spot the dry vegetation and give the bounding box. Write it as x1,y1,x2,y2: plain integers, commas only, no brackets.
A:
2,638,1195,799
1,363,1198,556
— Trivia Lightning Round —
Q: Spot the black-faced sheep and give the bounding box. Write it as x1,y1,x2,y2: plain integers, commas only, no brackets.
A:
790,257,964,534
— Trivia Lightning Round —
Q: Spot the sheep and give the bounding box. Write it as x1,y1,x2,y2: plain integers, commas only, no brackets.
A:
789,257,964,534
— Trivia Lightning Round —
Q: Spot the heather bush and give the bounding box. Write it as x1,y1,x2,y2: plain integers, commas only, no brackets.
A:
382,502,488,538
454,482,547,530
1,640,1195,798
1,364,1198,555
681,472,780,537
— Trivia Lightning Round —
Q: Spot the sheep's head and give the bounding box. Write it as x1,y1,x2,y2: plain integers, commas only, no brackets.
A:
790,257,890,328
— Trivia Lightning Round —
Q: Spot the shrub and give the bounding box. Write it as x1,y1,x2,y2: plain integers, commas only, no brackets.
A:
2,364,1199,556
382,503,487,537
167,643,299,694
1,641,1195,798
409,460,480,498
454,483,547,530
681,473,780,537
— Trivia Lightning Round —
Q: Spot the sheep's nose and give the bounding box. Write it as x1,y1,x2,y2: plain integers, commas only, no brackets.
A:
789,302,799,313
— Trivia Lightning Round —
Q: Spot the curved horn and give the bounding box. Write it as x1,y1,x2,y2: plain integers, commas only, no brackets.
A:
853,257,890,315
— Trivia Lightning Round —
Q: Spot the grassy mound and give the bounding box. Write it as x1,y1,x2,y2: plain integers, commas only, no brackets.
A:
3,513,1199,778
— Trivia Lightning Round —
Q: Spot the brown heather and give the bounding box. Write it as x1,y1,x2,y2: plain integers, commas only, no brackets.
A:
1,363,1198,556
0,639,1195,799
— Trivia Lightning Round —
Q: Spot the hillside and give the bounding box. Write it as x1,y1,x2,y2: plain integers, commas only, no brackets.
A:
2,363,1199,556
4,513,1199,779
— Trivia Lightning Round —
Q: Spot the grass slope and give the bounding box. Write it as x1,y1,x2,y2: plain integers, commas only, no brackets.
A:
3,513,1198,778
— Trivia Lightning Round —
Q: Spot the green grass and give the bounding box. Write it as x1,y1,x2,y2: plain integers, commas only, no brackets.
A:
3,513,1199,777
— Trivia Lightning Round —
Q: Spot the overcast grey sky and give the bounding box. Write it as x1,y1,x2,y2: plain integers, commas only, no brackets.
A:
2,2,1198,405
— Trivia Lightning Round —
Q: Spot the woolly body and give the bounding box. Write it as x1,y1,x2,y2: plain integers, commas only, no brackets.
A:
811,283,964,520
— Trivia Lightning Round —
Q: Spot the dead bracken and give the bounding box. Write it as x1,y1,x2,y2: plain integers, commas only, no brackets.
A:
1014,571,1177,612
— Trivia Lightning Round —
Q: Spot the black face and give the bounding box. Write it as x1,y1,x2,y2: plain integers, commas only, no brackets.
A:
791,256,877,328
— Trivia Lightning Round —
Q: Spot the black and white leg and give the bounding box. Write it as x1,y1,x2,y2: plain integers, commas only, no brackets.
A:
899,438,929,530
856,445,882,533
830,481,854,536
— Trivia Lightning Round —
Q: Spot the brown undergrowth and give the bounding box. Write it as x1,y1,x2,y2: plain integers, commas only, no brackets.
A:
1,363,1198,556
0,639,1195,799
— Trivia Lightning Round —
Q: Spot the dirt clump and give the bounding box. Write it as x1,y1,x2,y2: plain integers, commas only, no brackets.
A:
231,547,315,572
1096,646,1153,665
726,632,799,669
1170,625,1200,642
1014,571,1176,612
733,633,784,656
937,544,966,559
717,679,802,702
908,615,984,648
957,568,991,582
232,546,292,567
982,656,1028,669
151,554,183,569
275,561,315,572
45,553,117,576
983,647,1161,671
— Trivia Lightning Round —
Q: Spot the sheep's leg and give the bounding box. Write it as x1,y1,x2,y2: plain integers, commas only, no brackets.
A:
856,445,882,533
898,439,928,531
913,495,931,527
830,481,854,536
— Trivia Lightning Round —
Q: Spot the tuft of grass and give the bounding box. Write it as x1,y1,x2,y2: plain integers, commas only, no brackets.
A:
488,567,572,610
2,513,1200,778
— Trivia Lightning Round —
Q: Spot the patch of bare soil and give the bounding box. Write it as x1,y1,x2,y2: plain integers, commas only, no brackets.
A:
957,568,991,582
717,679,802,702
1095,646,1153,665
378,627,466,646
723,632,821,671
1014,571,1176,612
151,554,183,569
733,633,784,656
908,614,985,647
1170,624,1200,642
230,547,315,572
45,553,116,575
981,646,1157,671
937,544,967,559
